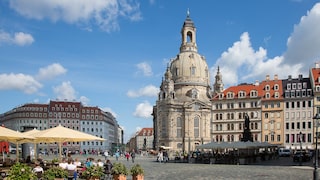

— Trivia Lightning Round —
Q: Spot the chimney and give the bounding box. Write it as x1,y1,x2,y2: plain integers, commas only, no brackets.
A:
266,75,270,81
254,80,259,86
274,74,278,80
316,62,320,69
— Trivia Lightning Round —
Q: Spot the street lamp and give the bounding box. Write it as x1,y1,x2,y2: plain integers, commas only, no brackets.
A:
313,114,320,180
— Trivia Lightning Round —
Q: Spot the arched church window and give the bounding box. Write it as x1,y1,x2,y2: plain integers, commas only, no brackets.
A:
191,66,196,76
194,116,199,138
187,31,193,42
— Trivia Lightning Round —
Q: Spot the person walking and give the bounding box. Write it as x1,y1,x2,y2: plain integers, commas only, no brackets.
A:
104,159,113,180
163,151,168,163
104,150,109,160
158,151,163,163
125,152,130,161
130,150,136,163
115,150,120,161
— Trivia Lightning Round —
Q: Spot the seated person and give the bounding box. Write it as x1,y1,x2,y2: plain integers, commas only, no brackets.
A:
73,158,81,167
66,159,77,179
59,158,68,169
33,161,44,178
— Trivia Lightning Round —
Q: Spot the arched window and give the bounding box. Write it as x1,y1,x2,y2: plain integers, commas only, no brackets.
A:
194,116,199,138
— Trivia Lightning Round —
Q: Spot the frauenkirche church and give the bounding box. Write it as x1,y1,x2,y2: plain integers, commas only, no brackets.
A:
153,12,216,153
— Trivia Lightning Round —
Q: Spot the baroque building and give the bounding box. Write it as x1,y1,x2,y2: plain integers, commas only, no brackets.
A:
212,82,262,143
153,12,212,153
282,74,313,149
0,100,119,154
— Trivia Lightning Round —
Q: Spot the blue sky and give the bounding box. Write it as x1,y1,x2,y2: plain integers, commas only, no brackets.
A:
1,0,320,142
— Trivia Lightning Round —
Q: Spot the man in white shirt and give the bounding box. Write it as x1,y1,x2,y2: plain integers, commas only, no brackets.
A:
59,158,68,169
66,159,77,179
104,150,109,160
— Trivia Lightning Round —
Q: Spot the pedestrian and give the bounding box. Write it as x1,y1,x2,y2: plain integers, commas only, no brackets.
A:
131,150,136,163
163,151,168,163
125,152,130,161
104,159,113,180
104,150,109,160
115,150,120,161
158,151,163,163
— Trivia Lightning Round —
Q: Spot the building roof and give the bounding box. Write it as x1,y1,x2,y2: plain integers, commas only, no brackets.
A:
136,128,153,136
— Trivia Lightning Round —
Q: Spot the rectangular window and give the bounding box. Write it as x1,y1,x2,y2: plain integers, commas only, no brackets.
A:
286,112,289,119
285,134,289,143
291,102,295,108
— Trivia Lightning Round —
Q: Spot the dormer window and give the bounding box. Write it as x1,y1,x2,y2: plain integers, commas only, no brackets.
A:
274,84,279,90
250,90,258,97
238,91,246,98
274,92,279,98
297,83,302,89
265,85,270,91
292,83,296,90
287,84,291,90
316,86,320,92
227,92,234,99
219,93,224,99
265,92,270,99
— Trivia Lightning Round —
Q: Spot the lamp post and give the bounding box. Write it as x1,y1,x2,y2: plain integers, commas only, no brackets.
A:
299,131,302,166
313,114,320,180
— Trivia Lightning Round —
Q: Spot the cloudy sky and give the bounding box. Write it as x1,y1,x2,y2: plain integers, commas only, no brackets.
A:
1,0,320,141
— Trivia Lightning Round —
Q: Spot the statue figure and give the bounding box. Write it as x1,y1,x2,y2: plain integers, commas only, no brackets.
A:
241,113,253,142
244,113,250,130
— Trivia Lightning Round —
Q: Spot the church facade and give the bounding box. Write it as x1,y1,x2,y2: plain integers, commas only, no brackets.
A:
152,13,213,153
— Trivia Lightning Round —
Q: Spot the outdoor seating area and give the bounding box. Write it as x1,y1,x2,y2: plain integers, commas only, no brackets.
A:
0,157,108,180
193,141,278,165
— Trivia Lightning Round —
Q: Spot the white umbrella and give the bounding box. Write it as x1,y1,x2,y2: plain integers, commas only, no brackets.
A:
31,124,105,159
0,126,35,161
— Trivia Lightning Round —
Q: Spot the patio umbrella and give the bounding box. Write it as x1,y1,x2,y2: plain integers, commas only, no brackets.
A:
31,124,106,159
0,126,35,161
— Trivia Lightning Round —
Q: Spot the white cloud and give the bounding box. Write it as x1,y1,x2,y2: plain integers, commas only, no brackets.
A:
127,85,159,98
79,96,90,106
36,63,67,80
212,3,320,87
133,101,153,118
0,73,42,94
283,3,320,72
9,0,142,32
101,107,118,118
136,62,153,76
0,31,34,46
53,81,77,101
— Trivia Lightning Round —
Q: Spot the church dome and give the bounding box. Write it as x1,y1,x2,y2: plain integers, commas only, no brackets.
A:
170,52,209,87
169,12,209,87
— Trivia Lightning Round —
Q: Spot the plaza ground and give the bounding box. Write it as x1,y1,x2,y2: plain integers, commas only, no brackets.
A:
31,154,315,180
